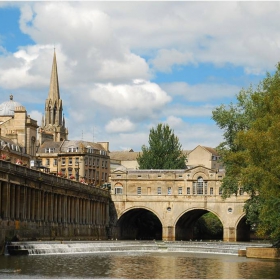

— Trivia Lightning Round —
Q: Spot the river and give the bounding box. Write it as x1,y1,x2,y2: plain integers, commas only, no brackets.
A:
0,250,280,279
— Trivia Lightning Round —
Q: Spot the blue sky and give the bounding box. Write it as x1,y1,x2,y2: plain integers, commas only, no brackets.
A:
0,1,279,151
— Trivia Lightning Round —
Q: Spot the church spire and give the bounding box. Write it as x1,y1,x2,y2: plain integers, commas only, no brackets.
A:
48,49,60,102
38,50,68,144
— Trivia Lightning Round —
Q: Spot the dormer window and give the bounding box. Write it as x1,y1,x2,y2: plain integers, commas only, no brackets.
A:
45,148,55,153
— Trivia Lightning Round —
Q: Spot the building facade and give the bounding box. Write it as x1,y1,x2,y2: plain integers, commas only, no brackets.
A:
0,95,38,166
37,140,110,186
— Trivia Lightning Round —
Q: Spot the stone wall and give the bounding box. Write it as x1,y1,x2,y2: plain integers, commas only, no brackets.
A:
0,160,111,253
246,247,280,259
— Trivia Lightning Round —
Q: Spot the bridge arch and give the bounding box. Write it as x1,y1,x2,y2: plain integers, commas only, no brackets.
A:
174,207,224,241
235,214,251,241
116,206,163,240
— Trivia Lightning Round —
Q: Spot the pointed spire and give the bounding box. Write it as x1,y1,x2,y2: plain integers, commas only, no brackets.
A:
48,50,60,102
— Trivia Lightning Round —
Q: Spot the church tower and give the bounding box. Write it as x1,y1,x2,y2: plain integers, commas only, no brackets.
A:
38,50,68,144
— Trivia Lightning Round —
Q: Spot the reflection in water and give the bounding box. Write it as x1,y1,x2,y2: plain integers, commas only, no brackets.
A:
0,251,280,279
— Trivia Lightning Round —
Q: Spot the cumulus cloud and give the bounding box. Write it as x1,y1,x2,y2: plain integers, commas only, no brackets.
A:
105,118,135,133
161,82,240,102
89,79,171,118
150,49,195,72
2,1,280,151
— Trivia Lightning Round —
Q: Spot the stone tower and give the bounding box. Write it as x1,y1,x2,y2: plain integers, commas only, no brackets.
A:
38,51,68,144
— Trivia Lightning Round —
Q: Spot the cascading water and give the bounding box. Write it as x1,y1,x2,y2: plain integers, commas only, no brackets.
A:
5,240,268,256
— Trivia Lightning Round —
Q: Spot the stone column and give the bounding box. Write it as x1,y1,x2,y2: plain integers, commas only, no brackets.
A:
10,184,15,220
26,188,31,221
20,186,26,220
15,185,20,220
41,191,45,222
2,182,10,219
162,226,175,241
223,227,236,242
57,195,61,223
44,192,49,221
53,194,57,223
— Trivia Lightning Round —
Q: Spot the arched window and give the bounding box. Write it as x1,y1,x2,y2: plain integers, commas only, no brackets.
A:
193,176,207,195
114,183,123,195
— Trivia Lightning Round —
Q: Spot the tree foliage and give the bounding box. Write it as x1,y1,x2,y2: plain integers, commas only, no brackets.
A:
194,212,223,240
137,123,186,169
212,63,280,244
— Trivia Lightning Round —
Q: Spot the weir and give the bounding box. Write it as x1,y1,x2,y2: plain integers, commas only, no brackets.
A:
5,240,268,256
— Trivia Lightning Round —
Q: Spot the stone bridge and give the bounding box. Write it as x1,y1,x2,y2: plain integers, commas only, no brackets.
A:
110,166,250,242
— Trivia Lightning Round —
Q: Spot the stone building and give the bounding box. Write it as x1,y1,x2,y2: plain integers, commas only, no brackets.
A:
37,140,110,186
0,94,38,165
187,145,224,171
36,51,110,186
110,145,223,172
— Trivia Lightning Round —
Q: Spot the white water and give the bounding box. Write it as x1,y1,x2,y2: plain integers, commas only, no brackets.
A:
6,240,268,256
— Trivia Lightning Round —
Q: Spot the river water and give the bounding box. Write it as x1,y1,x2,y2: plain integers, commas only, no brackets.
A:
0,250,280,279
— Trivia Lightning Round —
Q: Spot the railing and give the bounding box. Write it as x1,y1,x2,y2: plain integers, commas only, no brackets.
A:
0,159,110,198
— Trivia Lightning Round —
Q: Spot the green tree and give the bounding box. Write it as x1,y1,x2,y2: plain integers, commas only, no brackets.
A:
137,123,186,169
212,63,280,245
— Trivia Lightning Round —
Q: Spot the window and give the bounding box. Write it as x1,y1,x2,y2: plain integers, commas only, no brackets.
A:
69,157,73,165
137,187,141,195
157,187,162,195
210,187,213,195
46,159,50,166
53,159,57,166
97,159,99,166
62,158,66,165
187,187,190,195
193,177,207,195
219,187,223,195
75,157,79,165
167,187,172,195
45,148,55,153
178,187,182,195
102,161,104,167
115,187,123,195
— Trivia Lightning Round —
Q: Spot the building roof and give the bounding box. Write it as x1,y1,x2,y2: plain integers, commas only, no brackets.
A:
109,151,141,161
37,140,107,153
202,146,219,156
0,95,23,116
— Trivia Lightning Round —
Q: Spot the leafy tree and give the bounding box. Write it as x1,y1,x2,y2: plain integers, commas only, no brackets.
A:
212,63,280,245
194,212,223,240
137,123,186,169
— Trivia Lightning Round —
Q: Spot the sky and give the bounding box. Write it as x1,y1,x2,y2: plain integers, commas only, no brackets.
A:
0,1,279,152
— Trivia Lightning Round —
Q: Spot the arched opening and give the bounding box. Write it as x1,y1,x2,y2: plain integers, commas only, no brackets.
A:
236,216,251,241
116,208,162,240
176,209,223,241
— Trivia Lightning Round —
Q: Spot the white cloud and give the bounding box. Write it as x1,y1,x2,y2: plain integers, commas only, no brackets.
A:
2,1,280,152
161,82,240,102
150,49,195,73
89,80,171,119
105,118,135,133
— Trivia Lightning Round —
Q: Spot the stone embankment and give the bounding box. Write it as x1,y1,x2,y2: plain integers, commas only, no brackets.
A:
5,240,268,256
